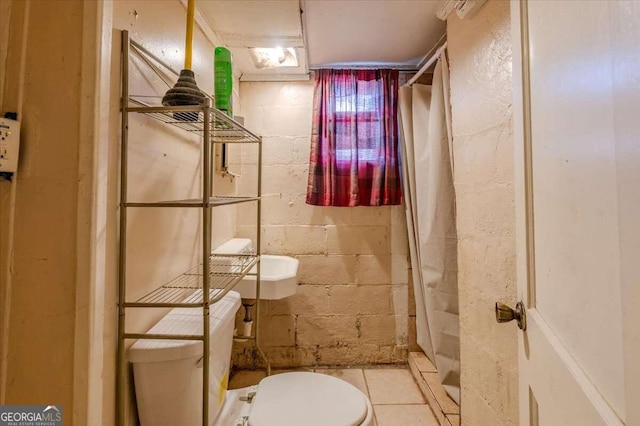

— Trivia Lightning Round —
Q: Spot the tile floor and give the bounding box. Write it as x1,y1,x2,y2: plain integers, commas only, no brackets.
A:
229,366,439,426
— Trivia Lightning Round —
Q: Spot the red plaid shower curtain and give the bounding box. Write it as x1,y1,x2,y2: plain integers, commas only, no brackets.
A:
305,69,402,206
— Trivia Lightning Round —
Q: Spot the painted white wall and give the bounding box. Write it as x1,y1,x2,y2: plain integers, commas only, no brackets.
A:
0,0,88,415
0,0,15,405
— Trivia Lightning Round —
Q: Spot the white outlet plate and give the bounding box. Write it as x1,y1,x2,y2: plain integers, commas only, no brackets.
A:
0,117,20,173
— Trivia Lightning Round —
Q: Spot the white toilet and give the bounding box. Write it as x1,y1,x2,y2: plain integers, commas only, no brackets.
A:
128,238,375,426
128,290,241,425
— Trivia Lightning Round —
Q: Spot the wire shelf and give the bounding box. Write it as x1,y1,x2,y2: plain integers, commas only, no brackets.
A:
124,196,259,208
125,254,258,307
127,98,261,144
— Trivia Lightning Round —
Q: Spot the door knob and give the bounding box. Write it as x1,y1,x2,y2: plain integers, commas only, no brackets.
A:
495,301,526,330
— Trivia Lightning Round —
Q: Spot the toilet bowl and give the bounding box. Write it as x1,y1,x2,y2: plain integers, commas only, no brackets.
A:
216,372,375,426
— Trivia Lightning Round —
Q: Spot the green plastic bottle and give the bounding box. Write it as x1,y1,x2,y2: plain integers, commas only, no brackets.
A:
214,47,233,116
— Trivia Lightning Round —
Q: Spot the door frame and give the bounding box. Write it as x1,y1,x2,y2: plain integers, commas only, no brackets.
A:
74,0,114,424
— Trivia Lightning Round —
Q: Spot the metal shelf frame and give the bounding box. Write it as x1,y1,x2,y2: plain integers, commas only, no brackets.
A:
123,196,259,208
116,30,269,426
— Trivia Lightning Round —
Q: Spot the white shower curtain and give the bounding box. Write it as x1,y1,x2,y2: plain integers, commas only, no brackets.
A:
399,55,460,403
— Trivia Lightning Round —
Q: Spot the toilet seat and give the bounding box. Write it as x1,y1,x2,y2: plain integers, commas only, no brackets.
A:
248,372,370,426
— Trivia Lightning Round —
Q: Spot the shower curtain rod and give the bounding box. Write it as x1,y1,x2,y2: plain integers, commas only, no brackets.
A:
406,42,448,86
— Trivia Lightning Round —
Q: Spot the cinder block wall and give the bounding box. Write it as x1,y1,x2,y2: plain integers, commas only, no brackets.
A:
447,1,519,424
234,81,412,368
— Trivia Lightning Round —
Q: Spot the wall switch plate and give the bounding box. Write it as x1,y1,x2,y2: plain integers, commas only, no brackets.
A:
0,117,20,173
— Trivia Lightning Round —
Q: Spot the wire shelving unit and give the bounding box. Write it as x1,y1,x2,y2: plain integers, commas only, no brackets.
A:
116,30,269,426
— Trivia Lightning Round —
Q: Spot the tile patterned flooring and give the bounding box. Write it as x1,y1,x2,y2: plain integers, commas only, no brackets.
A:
229,366,439,426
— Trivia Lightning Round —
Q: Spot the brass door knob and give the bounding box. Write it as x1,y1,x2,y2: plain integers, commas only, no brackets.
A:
495,301,527,330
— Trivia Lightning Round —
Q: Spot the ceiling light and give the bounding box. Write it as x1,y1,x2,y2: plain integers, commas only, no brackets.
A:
250,47,298,69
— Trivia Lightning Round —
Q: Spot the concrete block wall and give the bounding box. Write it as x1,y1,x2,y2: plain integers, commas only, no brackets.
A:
447,1,519,425
234,81,412,368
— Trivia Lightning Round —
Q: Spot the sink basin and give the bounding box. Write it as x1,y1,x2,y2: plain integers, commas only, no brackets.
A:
234,255,299,300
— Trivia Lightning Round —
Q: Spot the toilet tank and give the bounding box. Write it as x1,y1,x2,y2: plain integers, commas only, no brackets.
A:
212,238,253,255
128,290,241,426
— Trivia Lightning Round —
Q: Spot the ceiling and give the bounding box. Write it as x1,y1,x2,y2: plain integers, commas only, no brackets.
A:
197,0,446,81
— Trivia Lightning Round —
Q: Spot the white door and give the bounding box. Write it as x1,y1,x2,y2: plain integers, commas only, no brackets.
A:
510,1,640,425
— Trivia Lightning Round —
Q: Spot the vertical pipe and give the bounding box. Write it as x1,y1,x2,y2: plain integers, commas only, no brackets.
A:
117,30,130,426
202,100,212,426
209,126,215,198
253,137,270,375
256,138,262,254
184,0,195,70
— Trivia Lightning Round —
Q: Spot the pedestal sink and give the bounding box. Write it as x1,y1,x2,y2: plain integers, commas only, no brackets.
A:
235,255,299,300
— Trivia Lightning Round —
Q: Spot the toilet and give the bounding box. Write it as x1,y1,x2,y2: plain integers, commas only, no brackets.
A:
128,289,241,425
128,238,375,426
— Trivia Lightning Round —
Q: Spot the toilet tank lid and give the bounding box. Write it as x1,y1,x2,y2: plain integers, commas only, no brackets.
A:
127,290,241,364
212,238,253,255
249,372,368,426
